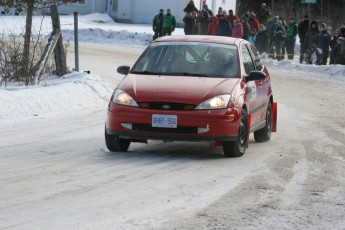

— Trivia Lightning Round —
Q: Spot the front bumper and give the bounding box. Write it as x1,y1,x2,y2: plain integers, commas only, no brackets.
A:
106,103,241,142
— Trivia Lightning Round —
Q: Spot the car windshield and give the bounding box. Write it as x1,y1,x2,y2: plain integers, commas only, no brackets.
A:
131,42,239,78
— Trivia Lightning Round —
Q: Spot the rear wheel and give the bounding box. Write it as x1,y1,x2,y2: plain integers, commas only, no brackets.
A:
105,128,131,152
254,101,272,142
223,109,248,158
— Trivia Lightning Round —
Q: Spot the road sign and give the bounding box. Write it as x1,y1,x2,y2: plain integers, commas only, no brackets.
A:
301,0,317,3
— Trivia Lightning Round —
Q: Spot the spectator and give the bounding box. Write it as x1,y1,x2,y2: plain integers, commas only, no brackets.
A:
256,3,271,25
332,37,345,65
298,15,309,63
241,17,250,40
274,21,286,61
248,28,257,45
329,29,341,64
162,9,176,36
305,43,323,65
249,13,260,34
256,24,269,54
285,17,298,60
197,9,210,35
217,14,232,37
183,11,197,35
266,15,279,58
152,9,164,40
184,0,198,13
208,16,218,35
304,21,320,52
203,4,213,17
227,9,239,28
232,19,243,38
317,23,331,65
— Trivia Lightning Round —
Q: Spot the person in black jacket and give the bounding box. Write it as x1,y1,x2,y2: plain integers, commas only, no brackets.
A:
304,21,320,53
298,15,309,63
152,9,164,40
329,29,340,64
317,23,331,65
256,24,269,54
184,0,198,13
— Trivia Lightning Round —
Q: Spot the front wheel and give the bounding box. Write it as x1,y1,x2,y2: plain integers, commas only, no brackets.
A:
223,109,248,158
105,128,131,152
254,101,272,142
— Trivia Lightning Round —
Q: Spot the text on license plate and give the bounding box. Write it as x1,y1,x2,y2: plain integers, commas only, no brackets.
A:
152,114,177,128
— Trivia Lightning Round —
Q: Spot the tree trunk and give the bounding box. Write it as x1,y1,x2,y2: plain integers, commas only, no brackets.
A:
22,0,34,85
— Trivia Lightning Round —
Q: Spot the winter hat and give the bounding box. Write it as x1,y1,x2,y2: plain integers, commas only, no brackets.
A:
311,21,318,26
321,23,326,28
337,37,343,41
273,16,279,22
259,24,266,30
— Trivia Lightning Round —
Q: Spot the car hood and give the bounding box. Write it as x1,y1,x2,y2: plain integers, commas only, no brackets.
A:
118,74,240,104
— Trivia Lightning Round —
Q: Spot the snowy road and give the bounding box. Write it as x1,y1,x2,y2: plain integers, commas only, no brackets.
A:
1,44,344,229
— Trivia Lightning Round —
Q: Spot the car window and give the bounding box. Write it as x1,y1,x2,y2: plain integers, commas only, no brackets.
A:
247,44,263,70
242,45,255,74
131,42,240,78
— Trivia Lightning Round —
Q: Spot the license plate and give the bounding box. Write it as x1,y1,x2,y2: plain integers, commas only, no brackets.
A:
152,114,177,128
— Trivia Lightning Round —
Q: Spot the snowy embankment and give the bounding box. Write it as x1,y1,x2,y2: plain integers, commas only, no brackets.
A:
0,13,344,124
0,72,113,123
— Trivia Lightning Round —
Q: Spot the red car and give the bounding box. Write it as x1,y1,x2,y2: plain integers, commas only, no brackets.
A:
105,35,277,157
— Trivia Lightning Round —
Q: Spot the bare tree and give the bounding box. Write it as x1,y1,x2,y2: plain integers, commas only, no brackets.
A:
0,0,82,85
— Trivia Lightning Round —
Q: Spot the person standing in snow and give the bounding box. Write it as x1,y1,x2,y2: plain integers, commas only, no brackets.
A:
329,29,341,64
196,9,210,35
249,13,260,35
317,23,331,65
227,9,239,28
162,9,176,36
217,14,232,37
266,16,279,58
241,17,250,40
184,0,198,13
256,24,269,54
232,19,243,38
298,15,309,63
183,11,196,35
304,21,320,53
248,28,257,45
152,9,164,40
208,16,218,35
285,17,298,60
256,3,271,25
274,21,286,61
203,4,213,17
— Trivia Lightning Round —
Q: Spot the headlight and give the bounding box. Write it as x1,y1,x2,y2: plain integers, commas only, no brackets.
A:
112,89,138,107
195,94,231,110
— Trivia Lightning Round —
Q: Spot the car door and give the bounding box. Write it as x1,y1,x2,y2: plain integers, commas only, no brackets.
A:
247,44,270,121
241,45,262,127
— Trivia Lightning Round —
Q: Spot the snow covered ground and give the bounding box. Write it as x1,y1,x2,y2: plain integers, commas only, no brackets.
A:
0,13,345,229
0,13,344,123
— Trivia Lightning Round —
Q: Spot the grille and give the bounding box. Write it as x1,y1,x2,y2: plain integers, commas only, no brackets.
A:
138,102,196,110
132,124,197,134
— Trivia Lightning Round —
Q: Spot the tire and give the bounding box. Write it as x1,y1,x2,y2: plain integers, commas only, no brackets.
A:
223,109,248,158
254,101,272,142
105,128,131,152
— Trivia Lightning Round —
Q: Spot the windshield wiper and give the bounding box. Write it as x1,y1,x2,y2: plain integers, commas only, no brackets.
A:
167,72,209,77
131,70,160,75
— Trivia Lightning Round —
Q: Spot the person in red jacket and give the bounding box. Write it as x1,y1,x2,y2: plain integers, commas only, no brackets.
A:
249,13,260,33
226,9,239,28
208,16,218,35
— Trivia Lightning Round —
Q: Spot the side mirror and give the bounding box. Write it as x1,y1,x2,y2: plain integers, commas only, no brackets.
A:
246,70,266,82
117,65,130,75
